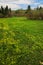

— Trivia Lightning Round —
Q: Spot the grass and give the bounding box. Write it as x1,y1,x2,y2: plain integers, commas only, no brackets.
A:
0,17,43,65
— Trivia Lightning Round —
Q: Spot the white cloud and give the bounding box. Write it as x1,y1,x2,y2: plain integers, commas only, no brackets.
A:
0,0,34,10
13,0,34,4
0,2,21,10
0,0,34,4
0,0,43,10
39,4,43,7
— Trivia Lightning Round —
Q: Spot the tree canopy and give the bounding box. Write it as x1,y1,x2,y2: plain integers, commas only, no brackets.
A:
0,6,11,17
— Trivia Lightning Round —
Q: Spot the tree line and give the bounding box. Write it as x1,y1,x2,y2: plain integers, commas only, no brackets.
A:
0,5,43,19
0,6,11,17
26,5,43,20
14,5,43,20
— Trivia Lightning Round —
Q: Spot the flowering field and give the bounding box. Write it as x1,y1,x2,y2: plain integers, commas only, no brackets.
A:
0,17,43,65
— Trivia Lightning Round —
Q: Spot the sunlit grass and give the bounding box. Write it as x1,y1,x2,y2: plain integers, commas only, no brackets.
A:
0,17,43,65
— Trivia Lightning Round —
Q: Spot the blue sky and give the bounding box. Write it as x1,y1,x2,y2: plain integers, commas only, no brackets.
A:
0,0,43,10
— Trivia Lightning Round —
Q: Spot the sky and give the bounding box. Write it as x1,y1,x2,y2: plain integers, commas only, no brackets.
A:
0,0,43,10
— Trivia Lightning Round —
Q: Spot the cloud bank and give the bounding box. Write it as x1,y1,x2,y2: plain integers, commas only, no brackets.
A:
0,0,43,10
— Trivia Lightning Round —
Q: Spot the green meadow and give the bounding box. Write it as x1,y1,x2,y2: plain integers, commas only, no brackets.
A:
0,17,43,65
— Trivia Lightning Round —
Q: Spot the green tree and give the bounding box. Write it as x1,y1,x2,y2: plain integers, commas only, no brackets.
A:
5,5,8,15
1,6,5,15
27,5,31,10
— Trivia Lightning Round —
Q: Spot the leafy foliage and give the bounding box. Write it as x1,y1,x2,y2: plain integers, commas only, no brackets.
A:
0,6,11,17
26,5,43,20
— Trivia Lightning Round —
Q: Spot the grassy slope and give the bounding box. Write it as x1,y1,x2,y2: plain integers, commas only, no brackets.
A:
0,17,43,43
0,17,43,65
